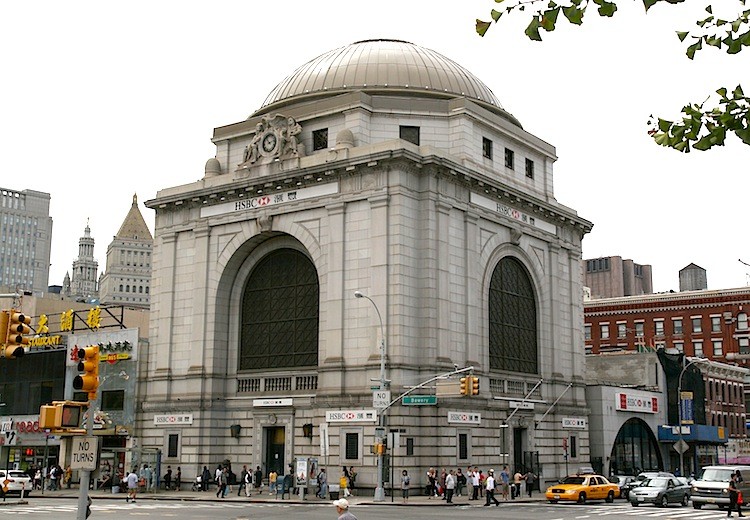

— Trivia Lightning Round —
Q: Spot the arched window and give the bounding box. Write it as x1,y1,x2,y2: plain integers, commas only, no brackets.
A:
610,418,663,475
239,248,319,371
488,257,538,374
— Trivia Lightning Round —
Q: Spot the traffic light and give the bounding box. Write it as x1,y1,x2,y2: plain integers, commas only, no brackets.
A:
471,376,480,395
40,401,86,430
2,310,30,359
73,346,100,400
460,376,468,396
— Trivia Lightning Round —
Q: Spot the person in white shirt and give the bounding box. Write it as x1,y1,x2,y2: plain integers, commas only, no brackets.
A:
484,469,500,506
445,470,456,503
126,469,139,503
470,466,480,500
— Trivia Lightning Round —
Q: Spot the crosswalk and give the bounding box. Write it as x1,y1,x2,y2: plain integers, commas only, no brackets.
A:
544,502,746,519
3,501,308,516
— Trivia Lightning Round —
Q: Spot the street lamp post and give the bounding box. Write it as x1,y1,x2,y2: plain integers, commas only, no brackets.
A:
354,290,387,502
677,357,709,478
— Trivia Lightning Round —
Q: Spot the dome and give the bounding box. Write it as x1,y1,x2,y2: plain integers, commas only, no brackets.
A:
255,39,514,122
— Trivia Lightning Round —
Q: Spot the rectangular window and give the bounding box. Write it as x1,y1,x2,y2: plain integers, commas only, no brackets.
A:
101,390,125,411
713,339,723,356
674,341,684,353
167,434,179,458
458,433,469,461
570,435,577,459
711,316,722,333
600,323,610,340
406,437,414,457
617,323,627,338
312,128,328,151
525,158,534,179
584,324,591,341
694,340,704,357
482,137,493,159
692,317,702,333
673,318,683,335
345,432,359,460
399,125,420,145
739,337,750,355
654,320,665,336
504,148,514,169
635,322,644,337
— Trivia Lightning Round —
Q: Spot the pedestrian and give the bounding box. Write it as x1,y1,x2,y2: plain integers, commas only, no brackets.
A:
48,464,58,491
254,465,263,492
175,467,181,491
239,465,248,496
445,469,456,503
244,466,253,497
484,469,500,506
163,466,172,491
401,470,411,503
126,468,139,503
34,468,42,491
143,464,153,492
201,466,211,492
479,469,486,498
427,467,438,498
440,468,447,499
471,466,480,500
340,470,351,497
728,472,744,517
333,498,358,520
317,468,328,499
348,466,357,495
456,468,466,497
269,469,277,495
524,469,536,497
500,466,510,500
513,469,523,499
64,465,72,489
216,467,228,498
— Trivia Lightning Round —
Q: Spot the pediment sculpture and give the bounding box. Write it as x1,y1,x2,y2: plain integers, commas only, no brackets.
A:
240,114,305,166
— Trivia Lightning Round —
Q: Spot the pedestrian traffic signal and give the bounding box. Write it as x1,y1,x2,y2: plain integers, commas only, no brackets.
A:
39,401,87,430
460,377,468,396
73,345,100,400
471,376,480,395
2,310,31,359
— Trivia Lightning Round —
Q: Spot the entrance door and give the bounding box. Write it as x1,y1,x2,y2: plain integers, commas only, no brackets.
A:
265,426,285,476
513,428,527,472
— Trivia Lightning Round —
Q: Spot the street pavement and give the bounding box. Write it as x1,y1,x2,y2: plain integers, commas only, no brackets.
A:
1,485,547,507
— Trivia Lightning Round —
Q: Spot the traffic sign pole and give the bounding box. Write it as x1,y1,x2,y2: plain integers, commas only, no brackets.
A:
76,397,97,520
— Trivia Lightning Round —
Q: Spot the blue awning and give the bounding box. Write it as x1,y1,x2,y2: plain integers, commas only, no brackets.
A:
658,424,728,444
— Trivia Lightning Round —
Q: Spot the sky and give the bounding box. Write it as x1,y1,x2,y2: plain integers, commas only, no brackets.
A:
1,1,747,293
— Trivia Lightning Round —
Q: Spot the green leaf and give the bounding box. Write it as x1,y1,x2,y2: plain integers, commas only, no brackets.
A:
563,5,584,24
598,1,617,17
686,39,702,59
717,87,728,98
494,0,505,3
736,128,750,145
642,0,659,11
733,85,745,98
676,31,689,42
541,7,560,31
653,132,671,146
476,19,492,37
491,9,503,21
706,5,712,14
732,19,742,32
707,36,722,47
658,118,673,132
525,16,543,40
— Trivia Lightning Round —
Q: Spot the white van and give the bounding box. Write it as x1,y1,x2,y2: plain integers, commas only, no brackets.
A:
691,465,750,510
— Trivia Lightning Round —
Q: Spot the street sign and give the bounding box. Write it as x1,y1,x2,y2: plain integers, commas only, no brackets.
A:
673,439,689,454
373,390,391,409
71,435,98,470
402,395,437,405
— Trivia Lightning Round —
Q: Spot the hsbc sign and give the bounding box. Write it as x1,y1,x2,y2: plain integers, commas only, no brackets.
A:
615,392,659,414
325,410,378,423
447,411,481,425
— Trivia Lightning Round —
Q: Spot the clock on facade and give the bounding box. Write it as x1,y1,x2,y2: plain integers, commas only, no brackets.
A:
262,131,278,154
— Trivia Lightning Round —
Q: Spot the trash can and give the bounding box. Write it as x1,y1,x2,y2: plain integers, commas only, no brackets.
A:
329,484,340,500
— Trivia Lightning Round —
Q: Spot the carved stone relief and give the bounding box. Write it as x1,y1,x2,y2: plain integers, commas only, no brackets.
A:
239,114,306,168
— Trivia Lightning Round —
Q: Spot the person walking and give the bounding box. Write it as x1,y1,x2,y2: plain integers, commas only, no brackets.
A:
317,468,328,499
728,473,745,517
456,468,466,497
524,469,536,497
269,469,277,495
427,467,438,498
175,467,181,491
348,467,357,496
201,466,211,492
470,466,480,500
163,466,172,491
500,466,510,500
340,470,351,497
401,470,411,503
513,470,523,499
239,465,248,496
484,469,500,506
333,498,357,520
126,468,139,503
254,465,263,492
445,469,456,503
216,467,228,498
244,466,253,497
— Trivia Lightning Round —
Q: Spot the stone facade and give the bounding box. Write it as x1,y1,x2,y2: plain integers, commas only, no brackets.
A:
141,40,592,489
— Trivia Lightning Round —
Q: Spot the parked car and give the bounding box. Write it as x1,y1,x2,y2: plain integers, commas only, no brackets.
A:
0,470,32,496
629,476,691,507
609,475,636,498
691,465,750,510
545,474,619,504
621,471,675,499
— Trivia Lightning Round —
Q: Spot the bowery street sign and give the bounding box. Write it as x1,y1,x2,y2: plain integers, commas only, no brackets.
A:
402,395,437,405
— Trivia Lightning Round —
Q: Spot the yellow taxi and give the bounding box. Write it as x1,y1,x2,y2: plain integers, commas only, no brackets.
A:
545,473,620,504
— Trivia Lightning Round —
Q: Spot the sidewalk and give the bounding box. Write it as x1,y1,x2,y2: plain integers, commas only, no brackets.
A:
28,487,548,506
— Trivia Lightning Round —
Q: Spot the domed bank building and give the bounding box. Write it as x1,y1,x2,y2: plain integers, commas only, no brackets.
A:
142,39,593,490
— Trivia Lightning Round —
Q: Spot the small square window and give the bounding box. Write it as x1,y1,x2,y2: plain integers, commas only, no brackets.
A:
101,390,125,411
313,128,328,151
345,432,359,460
482,137,493,159
504,148,514,169
399,125,420,145
525,158,535,179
